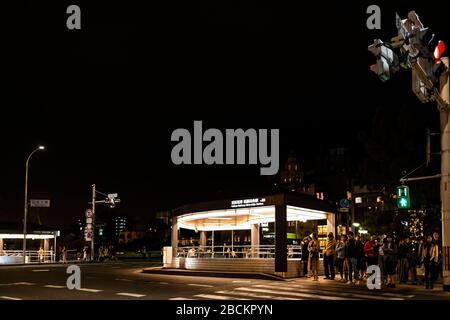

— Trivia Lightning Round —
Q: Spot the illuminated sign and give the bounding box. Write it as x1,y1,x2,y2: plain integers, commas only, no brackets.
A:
230,198,266,208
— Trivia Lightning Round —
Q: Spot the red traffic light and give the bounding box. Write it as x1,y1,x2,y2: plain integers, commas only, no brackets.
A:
434,40,445,62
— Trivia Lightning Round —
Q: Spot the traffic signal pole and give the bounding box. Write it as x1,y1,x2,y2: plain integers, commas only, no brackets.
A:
91,184,96,261
439,57,450,291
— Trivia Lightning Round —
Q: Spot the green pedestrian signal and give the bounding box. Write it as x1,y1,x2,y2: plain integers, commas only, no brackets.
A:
397,185,410,209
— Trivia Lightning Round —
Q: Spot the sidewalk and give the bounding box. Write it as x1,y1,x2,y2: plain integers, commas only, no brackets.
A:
142,266,286,281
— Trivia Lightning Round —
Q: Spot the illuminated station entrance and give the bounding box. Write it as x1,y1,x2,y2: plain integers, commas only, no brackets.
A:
166,193,335,278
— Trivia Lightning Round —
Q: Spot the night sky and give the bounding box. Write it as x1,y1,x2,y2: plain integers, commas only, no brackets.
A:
2,1,448,228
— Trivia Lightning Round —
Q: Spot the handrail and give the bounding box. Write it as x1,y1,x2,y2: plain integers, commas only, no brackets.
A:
175,245,305,259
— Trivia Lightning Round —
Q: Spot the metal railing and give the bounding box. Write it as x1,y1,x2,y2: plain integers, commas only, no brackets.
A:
176,245,304,259
0,250,56,263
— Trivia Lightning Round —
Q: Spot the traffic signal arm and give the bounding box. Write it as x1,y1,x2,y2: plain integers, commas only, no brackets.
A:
413,62,449,111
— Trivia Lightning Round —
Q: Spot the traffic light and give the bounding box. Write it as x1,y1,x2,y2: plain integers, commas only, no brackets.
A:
368,39,400,82
396,185,410,209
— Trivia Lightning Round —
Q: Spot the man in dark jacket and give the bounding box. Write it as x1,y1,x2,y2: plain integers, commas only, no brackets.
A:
301,238,310,277
346,232,360,284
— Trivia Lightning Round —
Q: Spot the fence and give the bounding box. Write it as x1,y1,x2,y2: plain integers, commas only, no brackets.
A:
0,250,55,263
175,245,308,259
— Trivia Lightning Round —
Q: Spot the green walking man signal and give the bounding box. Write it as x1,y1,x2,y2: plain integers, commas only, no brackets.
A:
397,185,410,209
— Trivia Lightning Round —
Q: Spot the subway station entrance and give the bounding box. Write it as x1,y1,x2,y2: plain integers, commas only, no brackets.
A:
165,193,336,278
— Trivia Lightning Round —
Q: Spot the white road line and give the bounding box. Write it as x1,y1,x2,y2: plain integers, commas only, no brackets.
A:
380,293,415,298
236,287,349,300
0,296,22,300
116,292,146,298
232,280,252,283
187,284,214,288
255,284,404,301
115,278,133,282
78,288,103,293
169,297,194,300
215,290,298,300
44,285,66,289
12,282,36,286
195,294,247,300
159,282,169,285
32,269,50,272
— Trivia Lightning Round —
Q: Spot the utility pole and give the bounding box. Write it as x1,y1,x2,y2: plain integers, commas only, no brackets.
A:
368,11,450,291
439,57,450,291
91,184,96,261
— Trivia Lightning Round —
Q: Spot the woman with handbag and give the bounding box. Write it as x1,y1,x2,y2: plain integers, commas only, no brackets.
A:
308,233,320,281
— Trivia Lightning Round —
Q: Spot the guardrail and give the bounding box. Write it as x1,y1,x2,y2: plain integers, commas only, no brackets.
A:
0,250,56,263
176,245,305,259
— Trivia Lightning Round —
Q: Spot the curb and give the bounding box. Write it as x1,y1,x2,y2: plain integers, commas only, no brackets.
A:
141,267,287,281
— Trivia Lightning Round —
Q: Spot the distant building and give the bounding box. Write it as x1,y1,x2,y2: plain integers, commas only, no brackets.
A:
114,216,127,236
118,230,146,244
279,152,315,195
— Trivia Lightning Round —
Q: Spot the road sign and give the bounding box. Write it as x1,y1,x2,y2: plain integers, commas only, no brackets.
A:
108,193,118,199
85,229,92,241
30,199,50,207
339,198,350,208
85,209,93,218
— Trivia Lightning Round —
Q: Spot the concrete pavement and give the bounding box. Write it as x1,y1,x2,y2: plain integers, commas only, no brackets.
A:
0,262,449,300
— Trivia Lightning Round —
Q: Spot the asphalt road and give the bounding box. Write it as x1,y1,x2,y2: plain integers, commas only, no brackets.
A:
1,262,450,300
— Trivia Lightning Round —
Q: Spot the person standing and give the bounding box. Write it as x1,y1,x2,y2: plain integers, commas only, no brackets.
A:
346,232,360,285
397,238,410,284
364,235,379,268
432,232,442,283
356,235,366,280
336,235,348,282
421,235,439,289
308,233,320,281
323,232,337,280
301,237,310,277
62,246,67,264
384,235,398,288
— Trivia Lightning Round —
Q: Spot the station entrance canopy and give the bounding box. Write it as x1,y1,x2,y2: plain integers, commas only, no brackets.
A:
177,205,328,231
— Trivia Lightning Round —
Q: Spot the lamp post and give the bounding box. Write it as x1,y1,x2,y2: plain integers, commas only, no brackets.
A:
23,146,45,264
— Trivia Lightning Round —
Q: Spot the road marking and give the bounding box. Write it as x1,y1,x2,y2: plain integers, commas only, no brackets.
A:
44,285,66,289
215,290,298,300
256,284,402,300
169,297,194,300
380,292,415,298
187,284,214,288
116,292,146,298
194,294,247,300
12,282,36,286
0,296,22,300
232,280,252,283
159,282,169,285
115,278,133,282
78,288,102,293
236,287,349,300
32,269,50,272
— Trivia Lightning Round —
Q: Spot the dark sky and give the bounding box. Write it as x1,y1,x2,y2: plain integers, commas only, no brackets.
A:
1,1,448,228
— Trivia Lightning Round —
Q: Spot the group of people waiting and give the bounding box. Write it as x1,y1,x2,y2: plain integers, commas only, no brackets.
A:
301,231,442,289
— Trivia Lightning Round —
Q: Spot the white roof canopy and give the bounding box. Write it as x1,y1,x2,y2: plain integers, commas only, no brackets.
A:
177,205,329,231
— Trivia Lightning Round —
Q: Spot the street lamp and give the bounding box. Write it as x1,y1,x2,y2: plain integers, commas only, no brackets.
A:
23,146,45,264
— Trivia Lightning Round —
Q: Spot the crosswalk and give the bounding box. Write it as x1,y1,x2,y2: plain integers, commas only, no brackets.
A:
0,278,427,301
170,281,417,301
